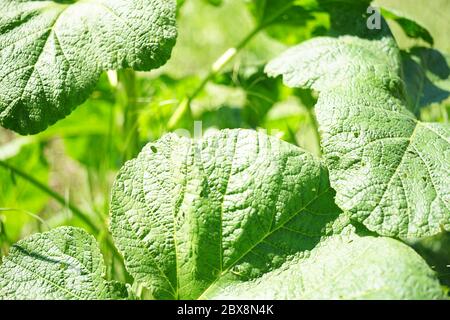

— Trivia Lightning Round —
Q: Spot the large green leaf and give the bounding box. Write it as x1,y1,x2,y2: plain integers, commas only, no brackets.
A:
0,226,130,299
0,0,177,134
110,129,444,299
266,36,450,238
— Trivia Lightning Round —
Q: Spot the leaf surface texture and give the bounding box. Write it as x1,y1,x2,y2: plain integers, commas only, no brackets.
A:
0,0,177,134
0,226,130,299
266,36,450,238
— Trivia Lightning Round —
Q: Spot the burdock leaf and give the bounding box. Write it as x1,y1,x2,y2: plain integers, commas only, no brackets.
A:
0,0,177,134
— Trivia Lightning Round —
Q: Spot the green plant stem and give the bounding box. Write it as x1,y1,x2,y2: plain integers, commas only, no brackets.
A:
305,107,322,156
168,26,263,130
119,69,140,160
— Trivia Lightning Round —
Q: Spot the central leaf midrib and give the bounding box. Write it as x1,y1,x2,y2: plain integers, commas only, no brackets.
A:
12,5,67,113
216,133,239,274
12,0,140,114
195,186,332,300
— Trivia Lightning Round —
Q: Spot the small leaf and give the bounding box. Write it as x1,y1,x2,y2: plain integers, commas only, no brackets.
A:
402,47,450,114
0,0,177,134
0,226,131,300
212,66,280,127
381,9,434,46
374,0,450,53
203,0,222,7
247,0,381,44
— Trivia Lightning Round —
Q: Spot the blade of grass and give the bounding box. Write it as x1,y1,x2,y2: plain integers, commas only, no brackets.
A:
0,160,99,232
